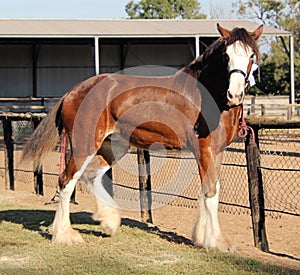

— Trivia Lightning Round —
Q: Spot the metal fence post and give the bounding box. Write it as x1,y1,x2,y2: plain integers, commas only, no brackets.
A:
245,127,269,252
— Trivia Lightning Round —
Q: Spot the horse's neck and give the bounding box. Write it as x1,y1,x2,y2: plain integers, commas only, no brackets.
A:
199,55,228,110
183,51,228,111
222,105,243,145
181,56,203,79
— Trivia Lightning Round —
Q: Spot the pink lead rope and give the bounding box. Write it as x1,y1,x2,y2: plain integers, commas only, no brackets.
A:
60,127,67,175
238,105,256,143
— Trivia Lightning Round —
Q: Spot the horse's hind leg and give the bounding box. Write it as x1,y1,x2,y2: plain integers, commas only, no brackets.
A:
82,134,128,236
81,153,122,236
49,153,96,244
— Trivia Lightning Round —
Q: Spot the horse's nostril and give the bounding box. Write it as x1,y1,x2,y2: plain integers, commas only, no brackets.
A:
227,91,233,100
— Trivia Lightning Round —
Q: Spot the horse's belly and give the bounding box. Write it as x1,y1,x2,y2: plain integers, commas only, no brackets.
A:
118,122,186,151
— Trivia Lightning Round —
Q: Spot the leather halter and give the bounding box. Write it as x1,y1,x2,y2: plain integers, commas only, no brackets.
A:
228,69,248,81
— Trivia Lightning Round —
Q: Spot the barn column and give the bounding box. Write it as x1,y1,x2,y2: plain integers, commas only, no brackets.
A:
195,35,200,57
289,35,295,105
94,36,100,75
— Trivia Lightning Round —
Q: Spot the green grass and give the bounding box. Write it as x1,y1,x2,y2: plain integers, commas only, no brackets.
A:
0,200,298,275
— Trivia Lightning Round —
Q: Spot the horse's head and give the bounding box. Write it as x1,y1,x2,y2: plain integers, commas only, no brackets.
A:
217,24,263,106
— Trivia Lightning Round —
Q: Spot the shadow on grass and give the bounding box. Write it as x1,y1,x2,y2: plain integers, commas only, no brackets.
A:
122,217,193,246
0,208,299,271
0,208,193,246
0,209,104,240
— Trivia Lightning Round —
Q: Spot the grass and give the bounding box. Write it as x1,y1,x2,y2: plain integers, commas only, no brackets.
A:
0,200,298,275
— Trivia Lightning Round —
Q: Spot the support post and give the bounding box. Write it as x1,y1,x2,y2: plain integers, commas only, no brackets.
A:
3,118,14,190
245,128,269,252
137,149,153,223
32,118,44,195
290,35,295,105
94,37,100,75
195,35,200,57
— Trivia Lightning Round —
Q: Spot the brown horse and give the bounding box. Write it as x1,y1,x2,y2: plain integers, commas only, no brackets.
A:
22,24,263,251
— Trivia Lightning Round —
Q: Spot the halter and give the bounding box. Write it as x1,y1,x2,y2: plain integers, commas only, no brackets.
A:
228,69,248,82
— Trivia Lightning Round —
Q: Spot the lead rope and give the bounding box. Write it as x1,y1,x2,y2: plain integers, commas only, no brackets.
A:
59,127,67,174
238,62,259,143
238,105,255,143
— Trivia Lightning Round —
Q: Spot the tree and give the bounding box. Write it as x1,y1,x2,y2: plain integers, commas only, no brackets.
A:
125,0,206,19
233,0,299,98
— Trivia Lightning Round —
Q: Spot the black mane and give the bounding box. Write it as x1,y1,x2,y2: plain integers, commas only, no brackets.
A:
183,27,259,77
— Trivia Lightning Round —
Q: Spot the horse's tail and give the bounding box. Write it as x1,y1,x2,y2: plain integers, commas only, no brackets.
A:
21,96,65,168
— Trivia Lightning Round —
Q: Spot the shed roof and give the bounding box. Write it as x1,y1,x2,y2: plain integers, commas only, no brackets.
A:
0,19,292,38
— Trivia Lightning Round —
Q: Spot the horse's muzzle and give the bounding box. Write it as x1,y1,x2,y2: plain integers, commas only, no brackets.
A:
227,90,244,106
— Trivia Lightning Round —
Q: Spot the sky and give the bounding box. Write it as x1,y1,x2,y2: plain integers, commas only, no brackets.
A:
0,0,236,19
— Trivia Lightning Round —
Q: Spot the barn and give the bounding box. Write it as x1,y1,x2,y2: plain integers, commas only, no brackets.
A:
0,18,293,109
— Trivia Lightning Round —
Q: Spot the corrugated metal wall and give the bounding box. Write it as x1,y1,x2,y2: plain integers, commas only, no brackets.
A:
0,38,196,98
36,44,94,97
0,45,32,97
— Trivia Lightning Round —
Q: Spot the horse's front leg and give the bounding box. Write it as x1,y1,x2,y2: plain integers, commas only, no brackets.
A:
192,145,235,252
49,154,95,244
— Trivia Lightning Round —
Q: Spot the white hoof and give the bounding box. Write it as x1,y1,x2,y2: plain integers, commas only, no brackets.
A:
92,207,121,236
193,234,236,253
51,227,84,245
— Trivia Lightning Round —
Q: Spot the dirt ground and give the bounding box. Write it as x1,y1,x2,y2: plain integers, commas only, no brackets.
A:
1,179,299,271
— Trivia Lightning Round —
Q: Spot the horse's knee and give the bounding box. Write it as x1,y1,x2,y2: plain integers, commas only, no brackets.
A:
203,184,217,198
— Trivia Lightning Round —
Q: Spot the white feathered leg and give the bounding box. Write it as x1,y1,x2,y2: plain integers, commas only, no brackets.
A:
84,166,121,236
192,181,234,252
50,153,96,244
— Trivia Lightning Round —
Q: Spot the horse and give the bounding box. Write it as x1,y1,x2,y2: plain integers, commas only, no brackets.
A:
22,23,263,251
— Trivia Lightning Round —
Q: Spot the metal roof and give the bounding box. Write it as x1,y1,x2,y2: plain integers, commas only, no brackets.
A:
0,19,292,38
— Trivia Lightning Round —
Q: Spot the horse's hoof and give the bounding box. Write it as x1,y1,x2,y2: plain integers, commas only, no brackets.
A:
92,207,121,236
193,236,236,253
100,215,121,236
51,228,84,245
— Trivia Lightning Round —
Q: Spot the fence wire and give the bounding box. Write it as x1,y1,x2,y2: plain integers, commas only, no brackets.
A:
258,128,300,218
0,119,299,218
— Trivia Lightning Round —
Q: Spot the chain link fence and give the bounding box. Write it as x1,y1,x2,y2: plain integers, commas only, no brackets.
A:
0,118,299,218
258,128,300,218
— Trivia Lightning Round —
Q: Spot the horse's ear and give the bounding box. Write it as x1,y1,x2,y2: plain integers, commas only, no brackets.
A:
251,24,264,41
217,23,231,40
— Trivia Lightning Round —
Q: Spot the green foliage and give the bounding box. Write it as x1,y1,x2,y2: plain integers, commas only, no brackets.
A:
234,0,299,98
125,0,206,19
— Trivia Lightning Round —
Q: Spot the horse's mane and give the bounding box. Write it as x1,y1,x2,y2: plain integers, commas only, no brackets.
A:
227,27,259,59
183,27,259,77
